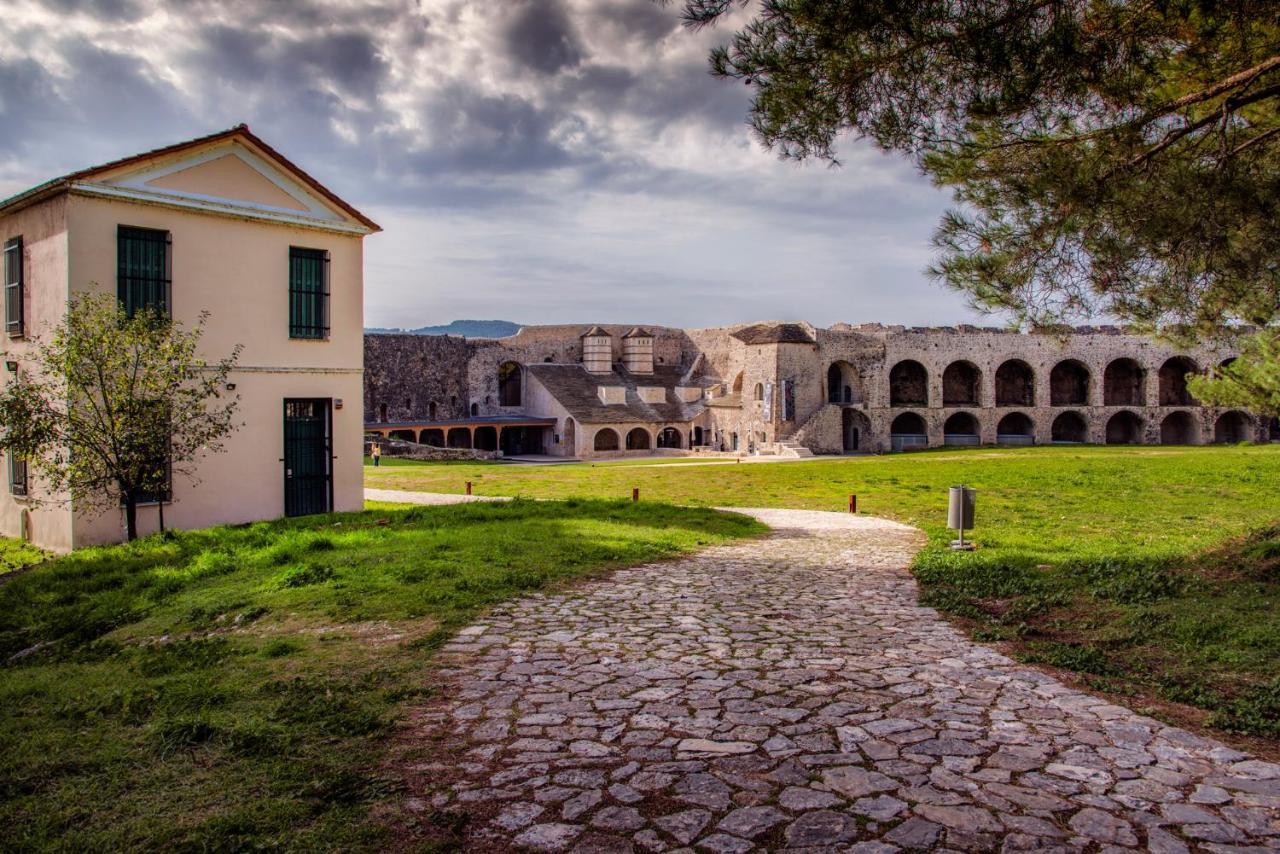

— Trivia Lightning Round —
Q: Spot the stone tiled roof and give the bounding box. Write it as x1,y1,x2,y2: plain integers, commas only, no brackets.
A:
623,327,652,339
580,325,611,338
731,323,816,345
526,364,706,425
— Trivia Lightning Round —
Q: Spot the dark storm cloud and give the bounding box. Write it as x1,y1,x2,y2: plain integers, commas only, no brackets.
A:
43,0,147,22
502,0,584,75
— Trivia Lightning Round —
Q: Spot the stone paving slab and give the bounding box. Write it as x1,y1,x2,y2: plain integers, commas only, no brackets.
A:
401,508,1280,852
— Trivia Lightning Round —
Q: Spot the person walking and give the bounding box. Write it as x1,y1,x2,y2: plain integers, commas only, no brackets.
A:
371,442,382,467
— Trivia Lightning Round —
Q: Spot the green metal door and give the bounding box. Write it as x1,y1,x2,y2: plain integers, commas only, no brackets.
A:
284,399,332,517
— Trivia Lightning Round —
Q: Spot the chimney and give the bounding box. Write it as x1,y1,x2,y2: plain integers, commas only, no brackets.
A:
580,326,613,374
622,327,654,375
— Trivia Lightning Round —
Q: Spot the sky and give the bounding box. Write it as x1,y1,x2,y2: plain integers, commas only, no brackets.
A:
0,0,989,330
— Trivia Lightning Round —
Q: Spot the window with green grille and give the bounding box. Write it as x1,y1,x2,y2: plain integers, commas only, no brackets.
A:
4,236,22,337
117,226,170,316
9,454,27,497
289,247,328,339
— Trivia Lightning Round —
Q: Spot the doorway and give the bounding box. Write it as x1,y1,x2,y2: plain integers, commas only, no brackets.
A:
284,398,332,517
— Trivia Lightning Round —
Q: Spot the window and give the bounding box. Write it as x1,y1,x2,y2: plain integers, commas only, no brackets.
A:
289,247,329,339
4,236,22,337
9,454,27,497
118,226,170,316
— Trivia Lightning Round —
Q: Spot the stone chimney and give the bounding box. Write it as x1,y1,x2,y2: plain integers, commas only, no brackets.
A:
622,327,654,375
580,325,613,374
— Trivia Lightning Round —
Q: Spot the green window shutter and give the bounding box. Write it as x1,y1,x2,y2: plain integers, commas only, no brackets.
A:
9,455,27,497
4,237,22,337
117,226,170,316
289,247,328,339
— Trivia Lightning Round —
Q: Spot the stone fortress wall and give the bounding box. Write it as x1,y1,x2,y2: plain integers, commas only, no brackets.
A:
364,321,1276,455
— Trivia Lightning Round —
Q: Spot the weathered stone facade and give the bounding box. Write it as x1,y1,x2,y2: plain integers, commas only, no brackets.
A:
365,322,1275,459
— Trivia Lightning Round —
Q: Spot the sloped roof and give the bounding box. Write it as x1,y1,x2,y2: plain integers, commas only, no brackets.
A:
580,325,611,338
623,326,653,339
526,364,705,425
731,323,816,345
0,124,380,231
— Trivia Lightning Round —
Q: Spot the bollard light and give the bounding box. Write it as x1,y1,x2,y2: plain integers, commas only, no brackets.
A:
947,485,976,550
632,487,639,502
465,481,472,495
849,494,857,514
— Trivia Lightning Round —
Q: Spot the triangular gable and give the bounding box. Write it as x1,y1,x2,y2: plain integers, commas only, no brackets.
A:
144,153,310,212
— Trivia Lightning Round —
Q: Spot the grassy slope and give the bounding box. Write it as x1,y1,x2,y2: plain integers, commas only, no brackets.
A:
0,500,763,851
368,445,1280,742
0,537,48,575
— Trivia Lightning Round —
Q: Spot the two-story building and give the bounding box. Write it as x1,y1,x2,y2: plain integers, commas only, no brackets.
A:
0,125,379,550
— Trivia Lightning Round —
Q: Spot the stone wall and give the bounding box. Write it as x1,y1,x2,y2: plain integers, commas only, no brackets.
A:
364,333,469,423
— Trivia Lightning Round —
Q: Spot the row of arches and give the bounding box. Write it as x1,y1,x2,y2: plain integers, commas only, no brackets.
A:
889,410,1255,446
593,426,685,452
881,355,1212,408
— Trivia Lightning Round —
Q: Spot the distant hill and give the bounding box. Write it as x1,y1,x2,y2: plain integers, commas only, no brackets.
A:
365,320,521,339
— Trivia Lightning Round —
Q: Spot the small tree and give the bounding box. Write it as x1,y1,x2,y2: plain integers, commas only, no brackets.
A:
0,293,242,541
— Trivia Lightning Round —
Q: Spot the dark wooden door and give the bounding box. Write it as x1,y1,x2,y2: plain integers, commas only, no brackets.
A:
284,399,332,517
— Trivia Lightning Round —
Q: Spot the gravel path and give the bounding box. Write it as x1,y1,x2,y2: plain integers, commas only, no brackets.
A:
401,507,1280,851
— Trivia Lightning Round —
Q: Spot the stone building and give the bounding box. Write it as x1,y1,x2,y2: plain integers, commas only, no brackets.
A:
364,321,1276,459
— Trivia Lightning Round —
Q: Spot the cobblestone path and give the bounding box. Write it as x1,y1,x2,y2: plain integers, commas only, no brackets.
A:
403,509,1280,852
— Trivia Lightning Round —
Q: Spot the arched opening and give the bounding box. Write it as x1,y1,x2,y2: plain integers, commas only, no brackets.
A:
1158,357,1199,406
428,401,437,420
625,428,651,450
1051,411,1087,443
942,361,981,406
995,360,1035,407
1104,359,1145,406
594,428,620,451
450,395,458,410
1270,417,1280,443
498,362,523,407
389,429,415,442
1214,411,1252,444
1160,411,1198,445
731,432,739,451
889,360,928,407
827,361,864,404
562,418,576,453
996,412,1035,445
754,383,764,401
1106,411,1144,445
890,412,928,451
842,409,869,452
420,428,444,447
447,427,472,449
470,402,479,417
732,372,744,394
657,427,683,449
474,425,498,451
1050,360,1090,406
378,403,388,422
943,412,980,446
693,425,705,446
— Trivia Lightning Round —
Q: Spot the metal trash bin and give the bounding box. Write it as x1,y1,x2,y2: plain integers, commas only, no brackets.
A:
948,485,975,550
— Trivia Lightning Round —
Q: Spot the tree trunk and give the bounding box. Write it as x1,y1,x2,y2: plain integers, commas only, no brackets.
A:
124,494,138,542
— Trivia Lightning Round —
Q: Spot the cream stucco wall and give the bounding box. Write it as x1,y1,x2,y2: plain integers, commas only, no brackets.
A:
1,188,367,550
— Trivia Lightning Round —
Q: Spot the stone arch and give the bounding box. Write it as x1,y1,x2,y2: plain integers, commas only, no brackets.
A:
625,427,651,450
658,427,683,449
1104,358,1145,406
754,382,764,401
1160,411,1198,445
827,361,864,404
428,401,437,420
1050,359,1090,406
378,403,388,422
1158,357,1199,406
995,359,1035,407
1106,411,1144,444
1214,411,1252,444
447,427,472,449
889,411,928,450
996,412,1035,444
498,361,523,407
470,402,479,416
943,412,980,446
889,360,928,407
1051,411,1087,443
594,428,620,451
389,429,415,442
842,409,869,452
420,428,444,447
942,361,981,406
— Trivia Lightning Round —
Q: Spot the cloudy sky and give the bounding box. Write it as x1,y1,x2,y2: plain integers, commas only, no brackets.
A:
0,0,988,330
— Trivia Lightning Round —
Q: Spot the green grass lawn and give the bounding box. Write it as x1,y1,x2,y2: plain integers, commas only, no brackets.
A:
368,444,1280,743
0,500,763,851
0,537,48,575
